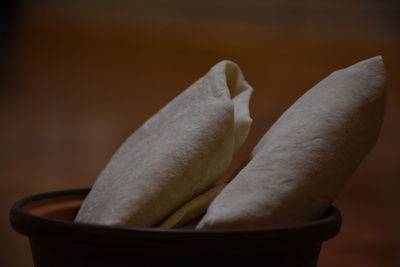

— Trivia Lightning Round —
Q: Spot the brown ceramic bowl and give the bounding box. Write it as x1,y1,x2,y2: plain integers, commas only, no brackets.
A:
10,188,341,267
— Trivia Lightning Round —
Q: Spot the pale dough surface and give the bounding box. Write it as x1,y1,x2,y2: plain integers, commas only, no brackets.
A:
197,56,386,229
75,60,253,226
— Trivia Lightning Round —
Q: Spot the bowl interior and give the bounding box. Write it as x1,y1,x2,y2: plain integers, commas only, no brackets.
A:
22,192,85,221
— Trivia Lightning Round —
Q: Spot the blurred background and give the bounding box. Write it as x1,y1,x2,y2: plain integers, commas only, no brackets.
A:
1,0,399,266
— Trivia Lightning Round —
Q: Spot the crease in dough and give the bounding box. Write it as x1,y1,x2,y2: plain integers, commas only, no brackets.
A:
159,184,226,228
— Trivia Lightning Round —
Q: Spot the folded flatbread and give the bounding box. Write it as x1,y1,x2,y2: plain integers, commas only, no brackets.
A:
75,60,253,226
197,56,386,229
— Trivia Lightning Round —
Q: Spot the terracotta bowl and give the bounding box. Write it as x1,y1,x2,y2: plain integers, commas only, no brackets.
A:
10,188,341,267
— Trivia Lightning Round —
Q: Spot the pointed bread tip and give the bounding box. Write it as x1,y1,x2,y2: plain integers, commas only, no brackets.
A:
350,55,385,71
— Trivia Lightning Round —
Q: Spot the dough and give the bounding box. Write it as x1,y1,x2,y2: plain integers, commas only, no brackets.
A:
75,60,253,226
197,56,386,229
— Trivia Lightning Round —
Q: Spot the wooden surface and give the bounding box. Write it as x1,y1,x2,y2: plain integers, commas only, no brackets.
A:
1,2,400,266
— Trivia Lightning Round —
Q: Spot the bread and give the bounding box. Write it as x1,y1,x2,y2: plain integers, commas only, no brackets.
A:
75,60,253,226
197,56,386,229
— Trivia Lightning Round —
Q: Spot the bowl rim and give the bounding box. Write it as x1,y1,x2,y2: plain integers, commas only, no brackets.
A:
10,188,342,243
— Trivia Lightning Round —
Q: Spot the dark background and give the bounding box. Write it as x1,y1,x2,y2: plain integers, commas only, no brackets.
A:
1,1,399,266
